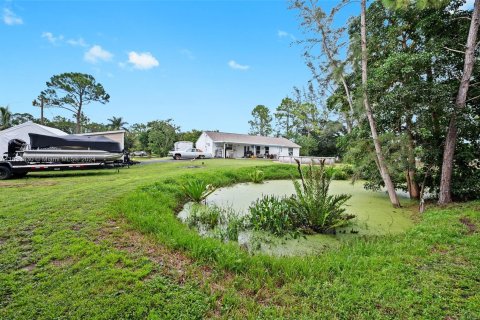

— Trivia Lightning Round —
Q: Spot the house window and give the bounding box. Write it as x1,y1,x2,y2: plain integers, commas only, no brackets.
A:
264,146,269,155
288,148,293,156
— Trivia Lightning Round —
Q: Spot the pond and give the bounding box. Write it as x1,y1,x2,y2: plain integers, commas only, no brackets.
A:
179,180,416,256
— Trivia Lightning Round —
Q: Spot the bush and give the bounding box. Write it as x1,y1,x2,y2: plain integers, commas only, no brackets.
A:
249,169,265,184
181,180,216,203
248,195,301,238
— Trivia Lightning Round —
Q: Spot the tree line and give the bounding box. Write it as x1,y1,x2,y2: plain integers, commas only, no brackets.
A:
282,0,480,205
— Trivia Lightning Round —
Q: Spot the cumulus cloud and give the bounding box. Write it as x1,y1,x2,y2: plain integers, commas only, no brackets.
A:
67,37,88,47
84,45,113,63
228,60,250,71
127,51,159,70
41,32,64,45
277,30,295,40
3,8,23,25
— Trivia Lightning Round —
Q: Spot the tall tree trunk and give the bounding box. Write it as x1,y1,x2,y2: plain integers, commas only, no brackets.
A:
40,97,44,125
76,109,82,134
438,0,480,204
405,117,420,199
361,0,401,207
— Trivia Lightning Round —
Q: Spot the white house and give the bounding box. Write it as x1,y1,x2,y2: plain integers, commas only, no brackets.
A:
196,131,300,158
0,121,67,157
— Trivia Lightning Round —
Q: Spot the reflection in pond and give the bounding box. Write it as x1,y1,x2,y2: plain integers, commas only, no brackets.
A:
179,180,415,256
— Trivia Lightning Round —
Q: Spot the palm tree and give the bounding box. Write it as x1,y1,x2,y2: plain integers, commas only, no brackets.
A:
107,116,129,131
0,106,12,130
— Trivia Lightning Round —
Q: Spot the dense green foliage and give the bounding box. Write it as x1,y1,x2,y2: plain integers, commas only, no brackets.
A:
249,195,300,237
292,0,480,201
1,160,479,318
339,0,480,200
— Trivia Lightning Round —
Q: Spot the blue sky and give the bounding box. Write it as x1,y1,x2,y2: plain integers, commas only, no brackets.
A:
2,0,359,133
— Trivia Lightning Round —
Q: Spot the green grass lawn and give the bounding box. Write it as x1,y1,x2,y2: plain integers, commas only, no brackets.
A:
1,160,479,319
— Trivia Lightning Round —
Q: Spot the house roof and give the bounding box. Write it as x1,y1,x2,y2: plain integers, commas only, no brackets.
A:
204,131,300,148
0,121,67,136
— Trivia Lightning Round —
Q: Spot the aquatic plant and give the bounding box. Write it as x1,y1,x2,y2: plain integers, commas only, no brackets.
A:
181,179,216,203
223,212,246,241
187,203,221,229
187,204,246,241
289,160,354,233
248,195,301,238
249,168,265,184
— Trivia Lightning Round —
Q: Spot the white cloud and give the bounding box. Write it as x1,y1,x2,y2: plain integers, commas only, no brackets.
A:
67,37,88,47
3,8,23,25
228,60,250,71
84,45,113,63
41,32,64,45
127,51,159,70
180,49,195,60
277,30,295,40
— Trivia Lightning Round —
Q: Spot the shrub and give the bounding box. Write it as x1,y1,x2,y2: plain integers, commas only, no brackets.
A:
249,169,265,184
289,160,354,233
181,180,216,203
248,195,301,238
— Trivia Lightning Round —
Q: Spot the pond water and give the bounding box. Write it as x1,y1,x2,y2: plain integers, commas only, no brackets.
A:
180,180,416,256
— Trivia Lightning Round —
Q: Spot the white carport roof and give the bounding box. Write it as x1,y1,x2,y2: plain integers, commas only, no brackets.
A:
0,121,67,156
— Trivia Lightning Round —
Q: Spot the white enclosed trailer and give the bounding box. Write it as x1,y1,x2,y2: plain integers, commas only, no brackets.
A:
174,141,194,151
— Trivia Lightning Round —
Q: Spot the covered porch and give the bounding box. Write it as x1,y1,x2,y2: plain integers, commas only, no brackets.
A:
214,143,276,159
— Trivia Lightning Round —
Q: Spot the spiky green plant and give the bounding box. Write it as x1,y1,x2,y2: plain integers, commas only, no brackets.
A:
289,160,354,233
181,180,216,203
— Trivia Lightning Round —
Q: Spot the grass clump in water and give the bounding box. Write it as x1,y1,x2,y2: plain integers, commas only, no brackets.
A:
187,203,247,241
181,179,216,203
248,168,265,184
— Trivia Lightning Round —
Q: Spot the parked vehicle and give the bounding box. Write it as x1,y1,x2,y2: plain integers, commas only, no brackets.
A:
174,141,194,151
168,148,212,160
132,150,148,157
0,133,126,180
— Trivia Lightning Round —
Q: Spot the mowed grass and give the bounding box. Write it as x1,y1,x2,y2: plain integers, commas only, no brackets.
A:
0,160,479,319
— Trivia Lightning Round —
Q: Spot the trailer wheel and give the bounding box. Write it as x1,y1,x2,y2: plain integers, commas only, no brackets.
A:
0,166,12,180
